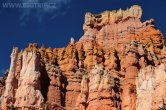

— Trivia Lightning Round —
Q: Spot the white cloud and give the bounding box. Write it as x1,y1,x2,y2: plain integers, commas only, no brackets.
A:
4,0,71,25
21,0,71,25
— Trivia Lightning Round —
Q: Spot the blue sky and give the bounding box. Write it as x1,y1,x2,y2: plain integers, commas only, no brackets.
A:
0,0,166,76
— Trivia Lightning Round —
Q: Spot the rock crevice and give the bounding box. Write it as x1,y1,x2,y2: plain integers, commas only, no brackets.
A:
1,5,166,110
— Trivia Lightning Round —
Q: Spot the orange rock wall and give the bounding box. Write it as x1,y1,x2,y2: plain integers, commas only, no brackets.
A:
1,5,166,110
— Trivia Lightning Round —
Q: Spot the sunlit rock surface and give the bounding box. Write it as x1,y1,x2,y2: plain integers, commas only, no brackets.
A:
1,5,166,110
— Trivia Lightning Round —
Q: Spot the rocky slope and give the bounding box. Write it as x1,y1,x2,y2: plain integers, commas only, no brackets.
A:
1,5,166,110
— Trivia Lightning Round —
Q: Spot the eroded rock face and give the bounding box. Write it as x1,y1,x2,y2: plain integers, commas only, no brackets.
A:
1,48,19,110
121,42,139,110
1,5,166,110
45,64,65,109
14,50,44,110
75,65,122,110
80,5,164,53
1,47,45,110
136,64,166,110
0,70,8,98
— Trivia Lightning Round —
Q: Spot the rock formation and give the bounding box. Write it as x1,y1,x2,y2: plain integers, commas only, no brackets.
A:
1,5,166,110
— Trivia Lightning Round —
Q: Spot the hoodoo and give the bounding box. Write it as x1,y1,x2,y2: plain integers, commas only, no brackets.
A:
1,5,166,110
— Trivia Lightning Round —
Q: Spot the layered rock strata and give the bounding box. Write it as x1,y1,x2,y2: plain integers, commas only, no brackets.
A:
1,5,166,110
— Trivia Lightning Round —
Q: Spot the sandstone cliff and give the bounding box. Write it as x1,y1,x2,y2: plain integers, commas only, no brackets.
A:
1,5,166,110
